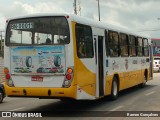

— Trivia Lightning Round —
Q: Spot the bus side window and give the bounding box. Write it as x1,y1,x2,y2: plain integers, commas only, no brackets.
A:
78,42,85,57
129,35,136,56
137,37,143,56
143,38,149,56
76,28,85,57
108,31,119,57
120,33,129,57
76,24,93,58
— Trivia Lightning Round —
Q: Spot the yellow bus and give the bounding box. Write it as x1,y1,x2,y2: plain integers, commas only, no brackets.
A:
4,14,153,100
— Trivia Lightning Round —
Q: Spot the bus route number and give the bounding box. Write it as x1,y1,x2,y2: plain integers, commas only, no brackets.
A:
10,22,33,30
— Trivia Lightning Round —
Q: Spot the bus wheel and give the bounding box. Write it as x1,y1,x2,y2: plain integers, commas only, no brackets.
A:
139,75,147,88
111,77,119,100
60,98,76,103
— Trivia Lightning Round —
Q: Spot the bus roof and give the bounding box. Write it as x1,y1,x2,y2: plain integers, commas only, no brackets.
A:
70,14,150,39
7,13,150,39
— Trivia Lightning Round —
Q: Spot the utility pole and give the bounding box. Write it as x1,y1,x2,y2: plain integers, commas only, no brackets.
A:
73,0,81,15
78,0,81,16
97,0,101,21
74,0,77,15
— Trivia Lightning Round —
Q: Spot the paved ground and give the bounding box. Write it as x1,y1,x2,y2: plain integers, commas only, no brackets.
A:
0,73,160,120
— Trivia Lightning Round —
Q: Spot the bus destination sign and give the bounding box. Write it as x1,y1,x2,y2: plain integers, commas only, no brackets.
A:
10,22,33,30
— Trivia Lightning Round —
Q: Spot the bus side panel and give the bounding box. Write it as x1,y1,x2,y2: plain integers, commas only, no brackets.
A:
105,57,147,95
75,58,96,99
72,22,96,100
105,75,112,95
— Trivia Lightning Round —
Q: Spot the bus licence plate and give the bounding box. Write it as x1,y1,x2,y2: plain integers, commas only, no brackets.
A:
32,76,43,82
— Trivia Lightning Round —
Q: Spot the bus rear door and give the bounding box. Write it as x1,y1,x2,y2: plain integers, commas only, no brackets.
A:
93,28,105,98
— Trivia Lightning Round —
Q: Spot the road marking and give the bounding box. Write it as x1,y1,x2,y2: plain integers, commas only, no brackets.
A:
110,105,123,111
145,91,155,96
105,105,124,115
9,107,25,111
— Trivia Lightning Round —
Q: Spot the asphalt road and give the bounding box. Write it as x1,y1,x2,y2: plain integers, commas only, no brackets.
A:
0,73,160,120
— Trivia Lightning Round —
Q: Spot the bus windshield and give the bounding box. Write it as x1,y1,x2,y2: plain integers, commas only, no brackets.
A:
6,16,70,45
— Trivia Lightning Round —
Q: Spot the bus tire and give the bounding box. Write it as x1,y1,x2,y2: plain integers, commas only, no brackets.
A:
139,75,147,88
54,56,61,67
26,56,32,67
60,98,76,103
110,77,119,100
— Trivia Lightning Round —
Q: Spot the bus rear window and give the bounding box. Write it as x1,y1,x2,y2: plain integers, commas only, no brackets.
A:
6,16,70,45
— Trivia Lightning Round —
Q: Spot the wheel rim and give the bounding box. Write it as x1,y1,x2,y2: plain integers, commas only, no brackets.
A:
113,81,118,96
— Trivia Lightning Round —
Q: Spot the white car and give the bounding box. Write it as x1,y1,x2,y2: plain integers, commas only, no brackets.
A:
153,57,160,72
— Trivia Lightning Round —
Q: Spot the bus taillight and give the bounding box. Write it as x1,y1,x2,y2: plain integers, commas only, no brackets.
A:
66,74,71,80
4,67,14,87
67,68,73,74
6,74,11,79
63,67,74,87
4,68,9,74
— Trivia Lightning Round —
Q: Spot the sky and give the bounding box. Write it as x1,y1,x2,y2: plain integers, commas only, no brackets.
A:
0,0,160,38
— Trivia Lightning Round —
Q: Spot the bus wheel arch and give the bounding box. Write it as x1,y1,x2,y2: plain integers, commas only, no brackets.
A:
139,69,148,88
110,74,119,100
144,69,148,81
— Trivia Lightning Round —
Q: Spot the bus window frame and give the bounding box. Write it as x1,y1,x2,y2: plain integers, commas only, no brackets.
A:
105,30,109,57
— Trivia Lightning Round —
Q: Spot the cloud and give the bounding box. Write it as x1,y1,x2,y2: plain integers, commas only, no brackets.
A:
0,0,73,29
97,0,160,37
0,0,160,38
19,2,67,14
0,15,6,29
1,1,72,17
